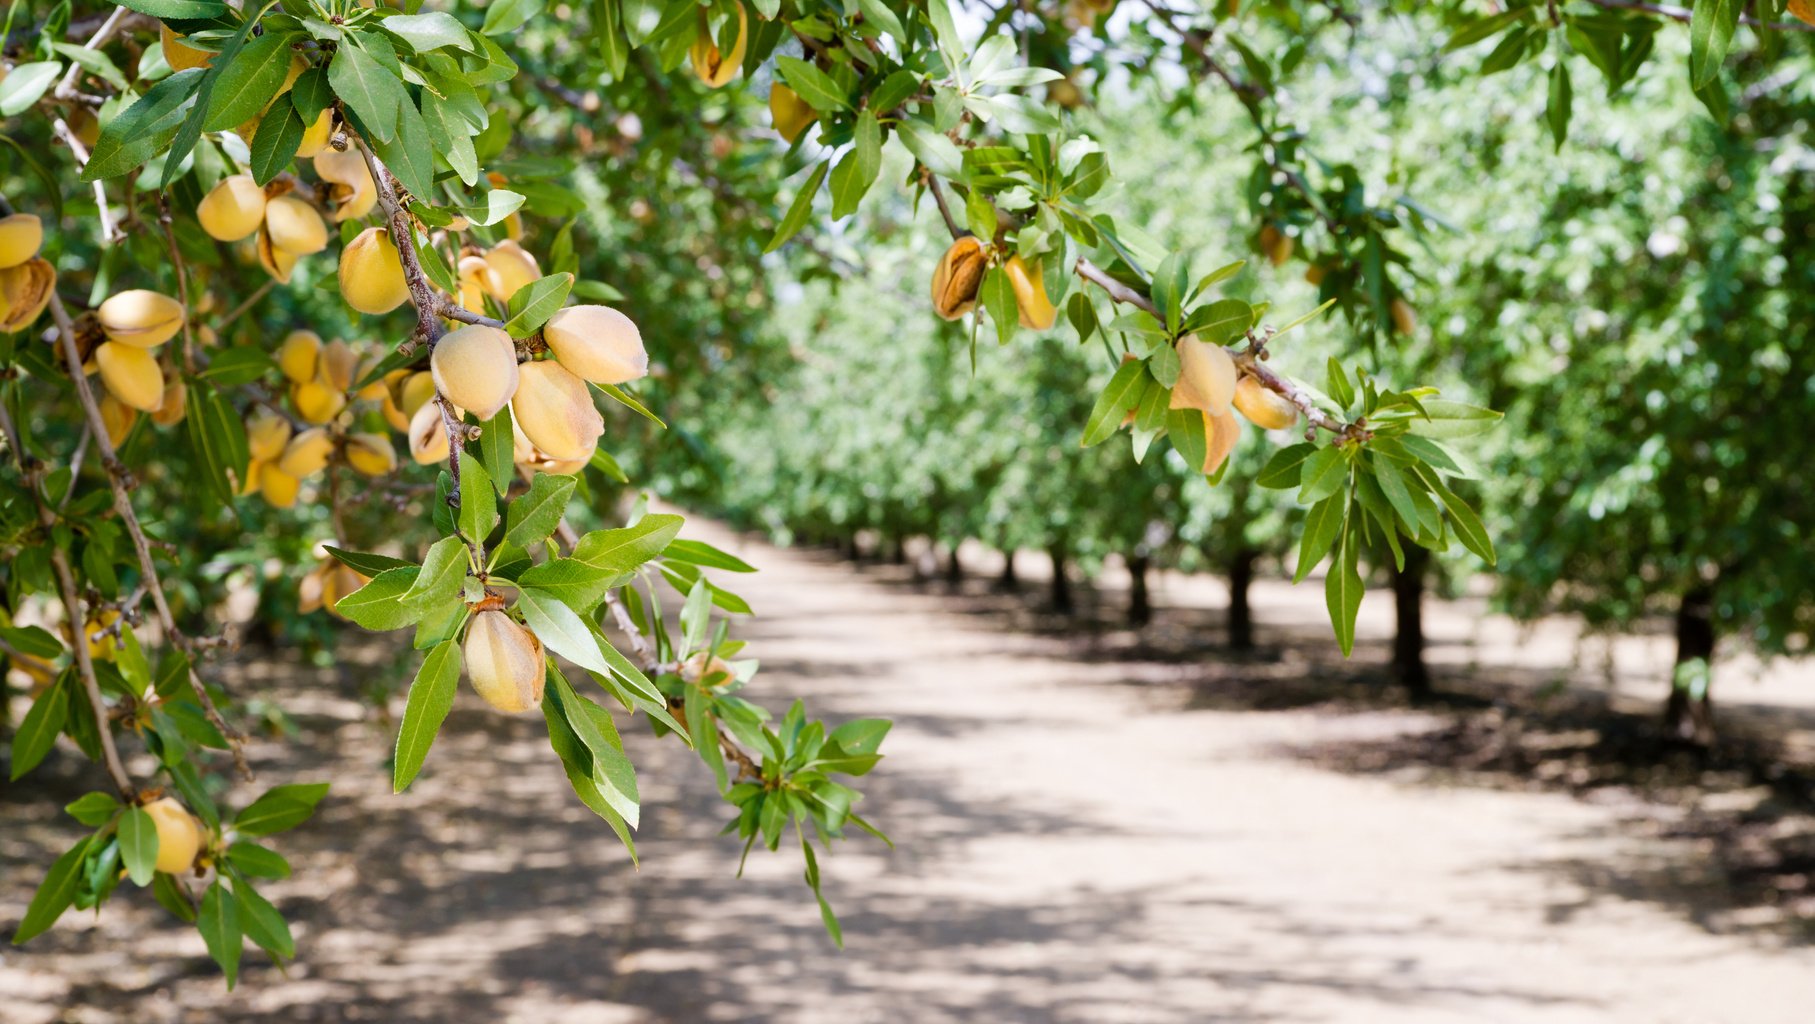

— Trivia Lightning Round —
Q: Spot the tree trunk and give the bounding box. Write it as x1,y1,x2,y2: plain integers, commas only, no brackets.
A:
1127,554,1152,627
843,534,861,562
1392,545,1432,700
944,543,963,588
1227,548,1256,651
998,548,1019,592
889,533,907,565
1663,586,1717,745
1049,543,1073,615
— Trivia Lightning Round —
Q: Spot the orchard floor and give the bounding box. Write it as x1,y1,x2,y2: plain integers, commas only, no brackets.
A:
5,518,1815,1024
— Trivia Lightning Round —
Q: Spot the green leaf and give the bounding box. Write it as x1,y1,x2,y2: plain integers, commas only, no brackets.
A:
457,452,499,546
504,273,575,338
765,159,829,253
1149,252,1190,334
505,473,577,549
232,877,294,960
1419,467,1497,566
1325,357,1355,410
1404,399,1503,439
980,266,1017,345
572,514,685,572
1546,58,1572,150
1325,524,1364,658
1371,457,1420,534
1296,445,1349,505
153,873,198,922
83,69,206,180
0,62,61,117
1165,408,1207,471
1257,442,1317,489
517,587,611,678
404,535,469,607
119,806,159,886
482,0,546,34
515,558,625,615
323,546,414,577
662,538,756,573
382,12,475,52
202,30,294,131
1081,358,1145,448
197,881,242,988
1443,7,1532,51
233,783,329,837
335,566,425,631
477,408,515,494
393,640,461,792
328,36,401,143
775,56,850,111
0,624,62,658
1689,0,1741,89
114,0,229,15
65,792,121,827
10,674,68,780
546,669,639,827
226,841,290,880
11,834,92,944
895,119,965,180
1293,493,1346,585
828,113,882,219
162,6,264,187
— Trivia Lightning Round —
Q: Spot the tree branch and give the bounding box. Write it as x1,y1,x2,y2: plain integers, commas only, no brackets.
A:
1583,0,1815,32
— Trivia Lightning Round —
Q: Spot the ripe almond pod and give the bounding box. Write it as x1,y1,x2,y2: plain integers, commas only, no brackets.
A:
930,236,986,321
481,241,541,303
542,305,648,385
151,380,187,427
1004,254,1058,330
384,370,436,432
276,330,323,383
339,227,410,314
0,258,55,333
1794,0,1815,24
1203,409,1240,476
463,609,546,713
689,1,748,87
511,360,603,462
345,432,397,477
95,342,166,412
353,356,390,401
264,194,329,255
142,797,203,875
99,393,137,448
770,84,814,142
257,226,299,283
196,175,267,242
278,427,334,478
408,400,450,465
1391,297,1417,337
456,255,491,312
0,213,43,268
246,409,293,462
98,289,185,348
431,324,520,420
1258,224,1293,267
291,380,347,424
314,148,377,222
1232,375,1298,431
322,563,368,617
1172,335,1237,416
1304,264,1328,286
296,109,333,159
259,462,301,507
682,652,734,688
317,338,358,392
160,25,213,72
297,564,327,613
238,458,264,497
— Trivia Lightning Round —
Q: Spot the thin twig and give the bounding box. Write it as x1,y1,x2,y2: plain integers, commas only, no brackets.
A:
156,193,200,376
52,5,128,100
926,175,964,239
1583,0,1815,32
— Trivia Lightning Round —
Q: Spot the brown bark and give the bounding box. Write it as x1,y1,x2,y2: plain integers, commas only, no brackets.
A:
1392,545,1431,699
1049,543,1073,615
1128,554,1152,627
1227,548,1256,651
1663,586,1717,745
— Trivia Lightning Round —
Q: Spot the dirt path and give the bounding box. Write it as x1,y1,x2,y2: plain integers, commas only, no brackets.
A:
4,518,1813,1023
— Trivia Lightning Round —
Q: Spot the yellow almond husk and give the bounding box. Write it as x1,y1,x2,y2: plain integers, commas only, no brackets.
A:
408,400,450,465
259,462,301,507
0,258,55,333
456,255,491,312
930,236,986,321
353,356,390,401
339,227,410,314
431,324,520,420
317,339,358,393
257,226,299,283
1232,375,1298,431
246,410,293,462
770,84,814,142
682,652,734,688
1391,297,1418,337
160,25,213,72
291,380,347,424
542,305,648,385
264,194,329,255
196,175,267,242
1004,254,1057,331
278,427,334,478
314,148,377,222
151,380,188,427
1203,409,1240,476
296,108,333,158
1258,224,1293,267
321,563,367,617
463,609,546,713
384,370,436,432
95,342,166,412
143,797,203,875
689,1,748,88
481,241,541,303
276,330,323,383
1172,335,1237,416
345,432,397,477
0,213,43,268
99,394,137,448
98,289,185,348
511,360,603,462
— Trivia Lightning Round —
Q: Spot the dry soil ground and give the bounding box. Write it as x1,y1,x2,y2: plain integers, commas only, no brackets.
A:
3,518,1814,1023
